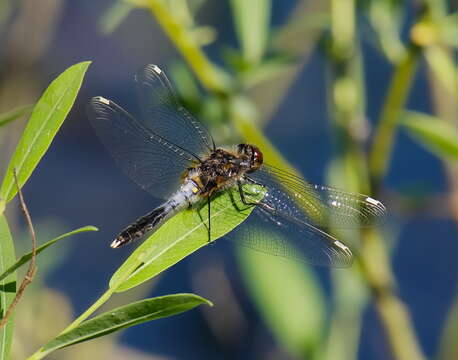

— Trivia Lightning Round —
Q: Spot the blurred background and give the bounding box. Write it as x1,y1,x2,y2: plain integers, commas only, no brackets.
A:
1,0,457,359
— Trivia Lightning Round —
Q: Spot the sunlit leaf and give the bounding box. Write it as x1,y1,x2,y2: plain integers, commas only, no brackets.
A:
237,233,325,358
402,111,458,161
0,215,16,360
33,294,212,359
0,104,34,127
110,185,265,292
230,0,271,65
0,226,98,283
0,61,91,203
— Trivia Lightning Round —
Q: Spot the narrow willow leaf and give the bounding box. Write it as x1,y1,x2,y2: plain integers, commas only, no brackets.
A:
0,215,16,360
366,0,405,62
111,185,265,292
98,0,134,34
424,46,457,97
402,111,458,161
35,294,212,359
0,104,34,127
237,232,325,359
230,0,271,64
0,226,98,283
0,61,91,203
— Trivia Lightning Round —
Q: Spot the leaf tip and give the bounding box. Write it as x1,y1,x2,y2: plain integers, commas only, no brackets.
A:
189,294,213,307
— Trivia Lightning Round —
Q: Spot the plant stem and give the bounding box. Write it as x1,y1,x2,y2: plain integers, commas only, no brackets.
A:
326,1,426,358
359,229,426,360
128,0,230,94
27,258,143,360
369,44,420,191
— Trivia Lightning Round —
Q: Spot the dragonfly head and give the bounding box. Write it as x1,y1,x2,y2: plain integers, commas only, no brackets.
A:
237,144,263,173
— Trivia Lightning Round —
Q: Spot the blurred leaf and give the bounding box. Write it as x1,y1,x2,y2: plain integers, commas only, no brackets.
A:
189,25,216,46
230,96,301,177
32,294,212,359
230,0,271,65
424,45,457,97
237,234,325,358
98,0,134,35
322,270,368,360
0,61,91,203
170,61,201,105
110,185,265,292
439,12,458,47
0,0,12,27
187,0,206,14
402,111,458,161
0,104,34,127
0,226,98,283
364,0,405,62
241,54,296,88
437,294,458,360
0,215,16,360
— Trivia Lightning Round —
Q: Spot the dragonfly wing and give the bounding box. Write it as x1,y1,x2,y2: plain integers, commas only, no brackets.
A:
226,205,353,267
254,164,386,228
87,96,196,200
135,64,215,158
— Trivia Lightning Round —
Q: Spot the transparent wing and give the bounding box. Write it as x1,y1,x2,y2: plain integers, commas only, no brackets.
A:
222,192,353,267
220,165,386,266
254,164,386,228
135,64,215,159
87,96,198,200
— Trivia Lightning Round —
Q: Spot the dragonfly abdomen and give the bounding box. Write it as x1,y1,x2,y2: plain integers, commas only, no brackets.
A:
111,180,200,248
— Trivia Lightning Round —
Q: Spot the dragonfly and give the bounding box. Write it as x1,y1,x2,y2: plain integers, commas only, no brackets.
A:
87,64,386,267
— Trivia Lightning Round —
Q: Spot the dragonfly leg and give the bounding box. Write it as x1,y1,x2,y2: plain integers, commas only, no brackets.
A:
237,180,258,206
239,178,277,214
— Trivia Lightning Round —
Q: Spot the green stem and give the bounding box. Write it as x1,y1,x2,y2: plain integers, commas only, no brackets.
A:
369,44,420,191
27,258,143,360
129,0,230,94
358,229,426,360
137,0,304,183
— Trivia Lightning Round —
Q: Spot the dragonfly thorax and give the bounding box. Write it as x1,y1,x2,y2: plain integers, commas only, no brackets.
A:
183,145,263,197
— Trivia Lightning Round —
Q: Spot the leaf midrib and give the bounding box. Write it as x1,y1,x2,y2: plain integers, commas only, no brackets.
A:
126,201,236,281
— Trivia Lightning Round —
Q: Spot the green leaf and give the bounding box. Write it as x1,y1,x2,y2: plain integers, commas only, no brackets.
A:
439,12,458,47
230,0,271,65
0,104,34,127
437,294,458,360
402,111,458,161
110,185,265,292
365,0,406,62
98,0,134,35
0,215,17,360
0,61,91,203
34,294,212,359
0,226,98,283
241,55,296,89
424,45,457,97
237,232,325,358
